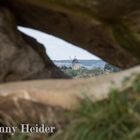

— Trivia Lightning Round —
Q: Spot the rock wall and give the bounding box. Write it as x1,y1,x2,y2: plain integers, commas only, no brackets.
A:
0,0,140,69
0,0,140,82
0,7,68,83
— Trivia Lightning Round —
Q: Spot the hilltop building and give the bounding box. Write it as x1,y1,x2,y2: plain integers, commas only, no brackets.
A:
72,58,81,70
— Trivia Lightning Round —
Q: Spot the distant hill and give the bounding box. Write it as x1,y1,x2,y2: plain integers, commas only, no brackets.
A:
53,60,106,69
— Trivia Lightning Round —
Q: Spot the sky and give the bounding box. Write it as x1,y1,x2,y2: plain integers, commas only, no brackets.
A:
18,27,100,60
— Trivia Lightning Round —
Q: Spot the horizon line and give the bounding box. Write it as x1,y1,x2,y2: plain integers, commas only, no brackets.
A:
53,59,102,61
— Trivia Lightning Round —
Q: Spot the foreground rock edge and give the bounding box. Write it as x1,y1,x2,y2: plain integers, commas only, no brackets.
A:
0,65,140,109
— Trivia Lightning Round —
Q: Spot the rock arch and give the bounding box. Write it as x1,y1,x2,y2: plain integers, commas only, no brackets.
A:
0,0,140,82
0,7,69,82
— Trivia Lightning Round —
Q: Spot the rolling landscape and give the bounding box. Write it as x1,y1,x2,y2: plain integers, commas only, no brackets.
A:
54,59,106,69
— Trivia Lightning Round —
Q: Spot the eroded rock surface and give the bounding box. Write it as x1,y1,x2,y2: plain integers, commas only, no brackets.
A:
0,0,140,68
0,7,68,83
0,96,70,139
0,65,139,109
0,0,139,79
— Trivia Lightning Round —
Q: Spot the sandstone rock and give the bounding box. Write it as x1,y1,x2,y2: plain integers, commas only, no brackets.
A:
0,65,139,109
0,7,68,83
0,0,140,68
0,96,70,139
0,96,69,126
0,0,140,82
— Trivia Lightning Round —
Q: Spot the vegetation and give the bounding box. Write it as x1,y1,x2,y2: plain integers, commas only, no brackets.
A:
61,67,104,77
50,73,140,140
104,63,121,72
60,64,120,78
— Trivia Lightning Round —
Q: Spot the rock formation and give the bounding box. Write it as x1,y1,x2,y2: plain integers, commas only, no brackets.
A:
0,7,68,83
0,0,140,70
0,0,139,82
0,65,140,109
0,2,140,139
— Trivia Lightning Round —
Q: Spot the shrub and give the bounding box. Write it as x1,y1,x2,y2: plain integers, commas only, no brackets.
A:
50,74,140,140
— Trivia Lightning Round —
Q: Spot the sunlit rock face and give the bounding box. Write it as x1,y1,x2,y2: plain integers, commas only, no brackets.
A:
0,8,68,83
0,0,140,69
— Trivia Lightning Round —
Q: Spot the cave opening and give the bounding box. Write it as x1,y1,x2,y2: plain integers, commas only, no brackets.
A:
18,26,121,79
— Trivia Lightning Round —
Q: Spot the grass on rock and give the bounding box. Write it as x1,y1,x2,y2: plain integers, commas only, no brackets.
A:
9,74,140,140
50,74,140,140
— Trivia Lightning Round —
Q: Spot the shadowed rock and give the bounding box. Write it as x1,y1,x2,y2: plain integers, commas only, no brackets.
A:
0,7,69,83
0,0,140,68
0,96,70,139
